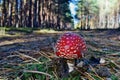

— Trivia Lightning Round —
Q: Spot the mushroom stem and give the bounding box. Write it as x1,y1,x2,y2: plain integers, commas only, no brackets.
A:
56,58,69,78
61,58,69,76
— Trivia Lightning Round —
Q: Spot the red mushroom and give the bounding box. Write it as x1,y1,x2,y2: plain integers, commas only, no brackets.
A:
55,32,86,59
54,32,87,75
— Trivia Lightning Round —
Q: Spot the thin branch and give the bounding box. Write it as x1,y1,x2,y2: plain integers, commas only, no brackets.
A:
23,70,53,78
15,51,42,64
52,71,59,80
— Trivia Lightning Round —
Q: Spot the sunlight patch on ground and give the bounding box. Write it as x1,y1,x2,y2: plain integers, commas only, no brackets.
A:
0,31,22,38
34,29,58,33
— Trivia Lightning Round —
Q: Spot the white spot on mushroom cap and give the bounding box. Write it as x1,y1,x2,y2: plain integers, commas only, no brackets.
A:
70,37,73,39
61,49,65,51
67,41,70,44
56,42,60,45
74,50,77,53
76,47,79,50
79,43,82,46
73,37,75,40
58,50,61,52
67,50,70,52
70,47,74,50
56,47,59,50
66,37,69,40
82,45,86,48
64,45,70,50
71,41,74,43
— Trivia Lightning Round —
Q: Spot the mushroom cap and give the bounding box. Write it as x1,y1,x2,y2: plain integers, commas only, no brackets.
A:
55,32,86,59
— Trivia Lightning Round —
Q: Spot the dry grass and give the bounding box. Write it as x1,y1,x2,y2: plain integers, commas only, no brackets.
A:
0,30,120,80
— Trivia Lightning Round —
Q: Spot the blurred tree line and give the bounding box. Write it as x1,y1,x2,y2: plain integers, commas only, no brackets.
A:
75,0,120,29
0,0,73,30
1,0,120,30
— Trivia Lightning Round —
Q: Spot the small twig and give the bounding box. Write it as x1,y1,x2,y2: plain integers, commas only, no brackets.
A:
52,71,59,80
15,51,42,64
107,52,120,57
89,65,104,80
90,73,104,80
39,51,52,60
106,58,120,69
85,72,96,80
75,66,104,80
89,65,98,76
19,73,24,79
23,70,53,78
74,67,95,80
110,60,120,69
19,49,32,52
6,55,20,58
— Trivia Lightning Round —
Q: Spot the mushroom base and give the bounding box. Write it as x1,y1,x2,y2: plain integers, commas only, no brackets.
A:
53,58,69,78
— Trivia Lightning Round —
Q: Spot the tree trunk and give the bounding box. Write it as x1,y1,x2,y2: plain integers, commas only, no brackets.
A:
2,0,7,27
40,0,44,28
57,1,60,30
42,0,46,28
118,5,120,28
19,0,23,27
8,0,12,27
38,0,41,27
87,11,90,30
45,1,49,29
23,0,28,27
28,0,32,27
33,0,38,27
15,0,19,28
49,0,52,29
105,15,108,29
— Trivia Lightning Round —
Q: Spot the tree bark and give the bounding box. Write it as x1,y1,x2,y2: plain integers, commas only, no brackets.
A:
38,0,41,27
57,1,60,30
2,0,7,27
28,0,32,27
15,0,19,28
19,0,23,27
8,0,12,27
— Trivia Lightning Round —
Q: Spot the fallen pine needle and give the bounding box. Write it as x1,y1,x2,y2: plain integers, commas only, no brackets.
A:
74,67,95,80
52,71,59,80
89,65,104,80
23,70,53,78
15,51,42,64
107,52,120,57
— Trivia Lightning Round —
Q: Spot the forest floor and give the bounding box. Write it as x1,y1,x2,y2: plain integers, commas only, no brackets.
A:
0,29,120,80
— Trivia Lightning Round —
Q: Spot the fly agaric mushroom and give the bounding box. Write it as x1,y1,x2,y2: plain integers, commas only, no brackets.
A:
55,32,86,59
55,32,86,74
